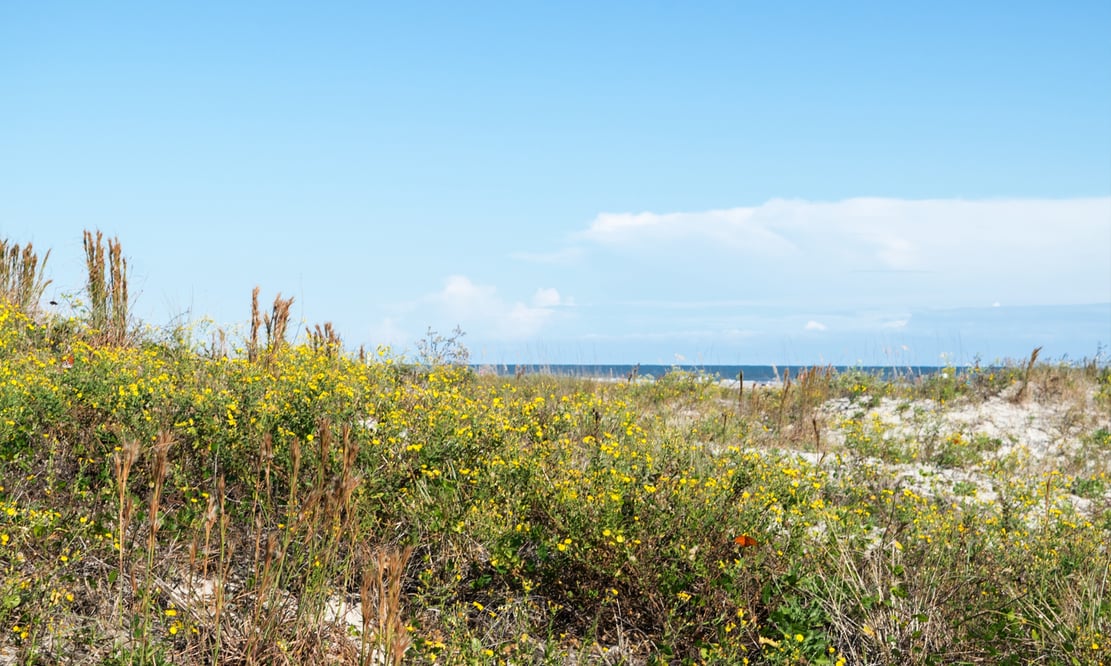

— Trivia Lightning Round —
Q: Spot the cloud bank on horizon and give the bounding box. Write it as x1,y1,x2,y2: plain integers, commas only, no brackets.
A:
575,196,1111,306
367,196,1110,364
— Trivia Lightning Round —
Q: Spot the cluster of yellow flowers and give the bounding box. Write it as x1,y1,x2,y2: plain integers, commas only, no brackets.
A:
0,301,1107,663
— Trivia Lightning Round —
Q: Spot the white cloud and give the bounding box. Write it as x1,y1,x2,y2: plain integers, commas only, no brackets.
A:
439,275,496,314
581,206,796,255
805,320,827,331
433,276,570,340
532,287,571,308
573,197,1111,308
882,319,909,329
366,277,575,349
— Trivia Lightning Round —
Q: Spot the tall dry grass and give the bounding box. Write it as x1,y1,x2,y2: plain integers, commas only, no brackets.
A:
83,229,130,344
0,238,51,315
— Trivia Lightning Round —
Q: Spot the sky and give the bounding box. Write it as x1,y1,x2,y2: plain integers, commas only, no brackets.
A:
2,2,1110,365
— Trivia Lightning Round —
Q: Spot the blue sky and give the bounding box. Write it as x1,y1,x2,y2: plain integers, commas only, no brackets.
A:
3,2,1109,365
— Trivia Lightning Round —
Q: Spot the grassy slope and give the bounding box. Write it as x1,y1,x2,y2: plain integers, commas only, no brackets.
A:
0,304,1109,665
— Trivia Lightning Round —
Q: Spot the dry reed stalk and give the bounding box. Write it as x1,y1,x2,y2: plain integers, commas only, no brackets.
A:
309,322,342,357
249,286,261,363
82,230,106,320
84,230,107,330
83,229,130,344
782,365,832,445
259,432,274,506
108,235,127,340
317,419,332,490
360,545,414,666
128,431,174,661
147,431,172,551
112,440,138,587
199,483,219,584
112,437,139,618
736,369,744,411
325,424,361,530
290,435,302,509
777,367,792,430
210,325,229,359
245,526,287,663
242,423,364,664
263,293,294,359
1013,346,1043,404
0,239,51,314
213,475,231,662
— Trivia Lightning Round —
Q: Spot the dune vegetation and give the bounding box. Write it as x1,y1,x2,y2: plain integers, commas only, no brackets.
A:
0,233,1109,665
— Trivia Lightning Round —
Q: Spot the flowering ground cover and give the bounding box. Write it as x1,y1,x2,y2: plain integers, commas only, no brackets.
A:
0,296,1109,663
